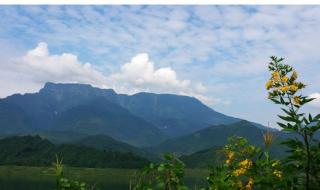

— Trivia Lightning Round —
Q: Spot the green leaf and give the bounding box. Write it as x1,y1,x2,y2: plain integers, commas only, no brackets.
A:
303,118,309,125
282,128,296,132
277,122,288,129
281,139,304,149
278,115,298,122
308,114,313,122
302,97,315,104
309,124,320,134
270,98,280,104
281,108,294,117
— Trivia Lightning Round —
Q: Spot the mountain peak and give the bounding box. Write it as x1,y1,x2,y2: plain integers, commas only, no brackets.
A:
43,82,93,90
40,82,116,95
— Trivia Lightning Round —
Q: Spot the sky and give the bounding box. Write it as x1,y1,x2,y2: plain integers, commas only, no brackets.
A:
0,5,319,128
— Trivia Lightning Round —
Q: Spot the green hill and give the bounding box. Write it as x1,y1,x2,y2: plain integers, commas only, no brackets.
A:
34,130,88,144
0,135,149,168
151,120,285,156
180,146,222,168
73,134,159,161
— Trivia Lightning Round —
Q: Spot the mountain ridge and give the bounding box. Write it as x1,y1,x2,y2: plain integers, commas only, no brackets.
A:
0,82,270,148
150,120,283,155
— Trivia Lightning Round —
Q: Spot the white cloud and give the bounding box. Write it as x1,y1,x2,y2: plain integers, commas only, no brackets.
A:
109,53,223,105
110,53,190,91
0,42,225,106
18,42,108,87
309,93,320,108
1,6,319,125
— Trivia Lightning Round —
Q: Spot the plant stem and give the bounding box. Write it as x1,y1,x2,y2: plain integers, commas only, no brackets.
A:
303,129,311,190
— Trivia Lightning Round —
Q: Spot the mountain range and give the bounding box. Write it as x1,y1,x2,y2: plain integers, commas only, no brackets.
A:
150,121,267,155
0,82,244,147
0,82,285,168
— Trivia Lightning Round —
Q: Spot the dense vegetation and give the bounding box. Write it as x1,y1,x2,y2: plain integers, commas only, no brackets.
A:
130,57,320,190
0,135,149,169
179,146,222,168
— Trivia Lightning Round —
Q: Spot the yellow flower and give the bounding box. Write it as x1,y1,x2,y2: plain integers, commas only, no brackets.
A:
233,168,246,176
265,80,273,90
239,159,252,169
281,76,289,83
291,71,298,81
225,151,234,165
289,85,298,93
272,72,280,83
273,170,282,178
245,177,254,190
227,151,235,160
293,96,301,105
280,85,289,92
272,160,280,167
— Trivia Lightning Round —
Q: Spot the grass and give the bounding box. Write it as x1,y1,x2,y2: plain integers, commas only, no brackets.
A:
0,166,209,190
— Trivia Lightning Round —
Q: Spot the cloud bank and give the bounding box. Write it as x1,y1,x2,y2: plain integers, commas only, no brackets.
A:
0,42,221,105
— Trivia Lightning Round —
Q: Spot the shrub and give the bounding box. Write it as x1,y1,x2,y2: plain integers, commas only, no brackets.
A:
132,153,188,190
53,155,97,190
206,135,286,190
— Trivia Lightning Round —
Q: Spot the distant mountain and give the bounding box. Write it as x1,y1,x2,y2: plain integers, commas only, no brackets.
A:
0,135,149,168
0,82,166,147
150,120,285,156
0,82,268,147
73,134,159,161
0,101,32,134
117,92,240,137
55,97,165,147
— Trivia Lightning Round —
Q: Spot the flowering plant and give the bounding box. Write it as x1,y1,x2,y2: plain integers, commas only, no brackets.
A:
266,56,320,189
207,136,285,190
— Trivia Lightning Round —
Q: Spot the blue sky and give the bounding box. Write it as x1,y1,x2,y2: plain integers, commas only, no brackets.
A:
0,5,319,128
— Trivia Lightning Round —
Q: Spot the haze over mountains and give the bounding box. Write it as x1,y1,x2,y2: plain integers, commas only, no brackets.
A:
0,82,282,167
0,82,244,146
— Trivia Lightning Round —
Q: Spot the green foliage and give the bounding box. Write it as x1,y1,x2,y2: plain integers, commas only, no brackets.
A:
132,56,320,190
0,135,149,169
53,155,95,190
132,153,189,190
179,146,222,168
266,56,320,189
206,136,286,190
